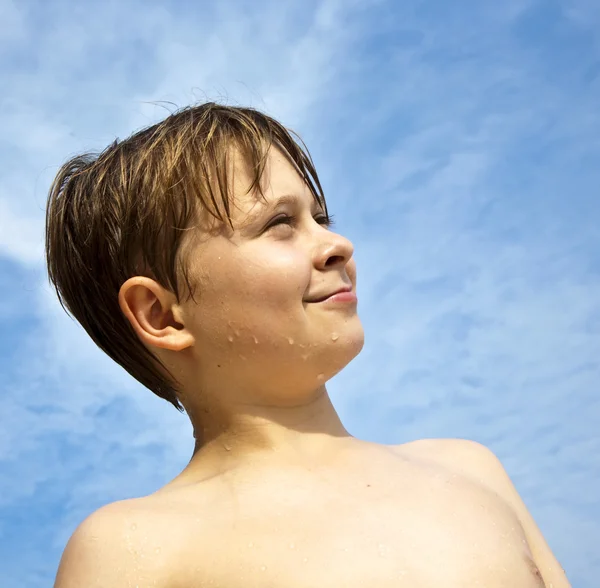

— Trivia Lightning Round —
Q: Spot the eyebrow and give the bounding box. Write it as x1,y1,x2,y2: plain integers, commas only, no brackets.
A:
239,193,322,229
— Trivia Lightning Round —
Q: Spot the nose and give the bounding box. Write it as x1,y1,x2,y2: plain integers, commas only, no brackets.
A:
312,227,355,271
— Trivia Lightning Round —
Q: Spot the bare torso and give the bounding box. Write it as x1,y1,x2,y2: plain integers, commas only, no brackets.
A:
130,440,547,588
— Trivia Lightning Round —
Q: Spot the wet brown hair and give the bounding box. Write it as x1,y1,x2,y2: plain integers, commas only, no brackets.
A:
45,102,329,410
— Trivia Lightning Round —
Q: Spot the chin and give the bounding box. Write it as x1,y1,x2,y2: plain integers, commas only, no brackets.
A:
343,331,365,364
318,327,365,377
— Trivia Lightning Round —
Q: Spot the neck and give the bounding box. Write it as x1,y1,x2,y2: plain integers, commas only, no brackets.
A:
186,385,355,471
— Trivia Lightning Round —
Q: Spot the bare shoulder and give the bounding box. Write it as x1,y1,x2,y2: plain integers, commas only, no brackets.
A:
394,438,571,587
397,437,507,487
54,496,174,588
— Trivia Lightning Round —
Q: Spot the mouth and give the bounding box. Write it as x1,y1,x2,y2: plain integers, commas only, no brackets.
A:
305,285,355,303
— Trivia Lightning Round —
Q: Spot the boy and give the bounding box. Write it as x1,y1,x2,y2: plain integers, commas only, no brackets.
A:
47,103,570,587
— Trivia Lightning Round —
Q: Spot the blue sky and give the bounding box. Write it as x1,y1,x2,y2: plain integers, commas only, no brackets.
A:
0,0,598,585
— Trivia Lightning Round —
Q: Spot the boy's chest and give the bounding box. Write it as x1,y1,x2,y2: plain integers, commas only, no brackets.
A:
172,464,546,587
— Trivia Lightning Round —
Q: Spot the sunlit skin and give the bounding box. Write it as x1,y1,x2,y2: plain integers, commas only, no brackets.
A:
54,147,571,588
119,147,365,476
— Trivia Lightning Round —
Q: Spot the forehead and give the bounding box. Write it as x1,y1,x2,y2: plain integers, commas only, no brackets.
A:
230,147,320,221
234,147,307,197
190,144,324,241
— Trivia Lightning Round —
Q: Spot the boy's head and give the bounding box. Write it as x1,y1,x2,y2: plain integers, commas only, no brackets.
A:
45,103,363,415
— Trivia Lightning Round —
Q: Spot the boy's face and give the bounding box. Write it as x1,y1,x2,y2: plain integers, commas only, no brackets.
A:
178,147,364,406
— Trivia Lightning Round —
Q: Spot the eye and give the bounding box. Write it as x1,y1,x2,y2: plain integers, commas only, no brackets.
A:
264,213,335,233
316,213,335,228
265,214,295,230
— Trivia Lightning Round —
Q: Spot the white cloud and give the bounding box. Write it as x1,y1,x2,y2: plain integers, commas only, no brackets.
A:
0,199,44,266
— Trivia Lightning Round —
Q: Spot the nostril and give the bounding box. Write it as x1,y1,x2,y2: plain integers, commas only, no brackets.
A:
325,254,345,267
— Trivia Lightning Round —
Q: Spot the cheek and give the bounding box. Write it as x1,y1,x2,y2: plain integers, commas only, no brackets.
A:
198,246,310,321
234,246,310,302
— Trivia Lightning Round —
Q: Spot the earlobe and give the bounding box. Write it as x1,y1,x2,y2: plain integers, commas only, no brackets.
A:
165,328,195,351
118,277,195,352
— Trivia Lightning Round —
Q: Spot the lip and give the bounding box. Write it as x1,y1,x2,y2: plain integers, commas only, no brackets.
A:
320,290,358,303
307,287,357,304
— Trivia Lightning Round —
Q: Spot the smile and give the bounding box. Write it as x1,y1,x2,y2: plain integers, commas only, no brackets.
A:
311,291,357,304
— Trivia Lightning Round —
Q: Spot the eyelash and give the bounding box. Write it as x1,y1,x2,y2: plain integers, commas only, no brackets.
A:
267,213,335,231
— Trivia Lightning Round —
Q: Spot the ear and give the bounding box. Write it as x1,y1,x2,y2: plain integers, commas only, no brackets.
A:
118,277,194,352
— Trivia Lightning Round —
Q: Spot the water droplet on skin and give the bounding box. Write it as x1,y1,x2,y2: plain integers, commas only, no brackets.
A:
130,523,137,531
248,542,254,548
227,335,234,342
260,565,267,572
155,547,161,554
234,330,240,337
331,333,339,341
317,373,325,381
252,335,259,344
302,557,309,563
223,443,231,451
289,542,296,549
287,337,294,345
302,354,309,361
239,354,247,361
